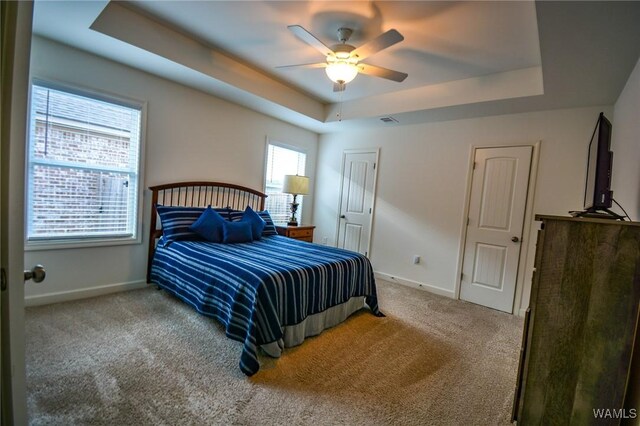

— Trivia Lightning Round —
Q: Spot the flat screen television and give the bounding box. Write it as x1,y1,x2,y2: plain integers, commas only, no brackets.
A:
584,112,613,210
578,112,623,219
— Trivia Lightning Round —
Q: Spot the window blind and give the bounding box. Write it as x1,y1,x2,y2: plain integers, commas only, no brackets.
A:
27,83,142,241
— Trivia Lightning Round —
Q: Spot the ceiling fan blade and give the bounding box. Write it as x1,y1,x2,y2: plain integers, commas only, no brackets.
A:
358,63,408,82
276,62,327,69
333,82,346,92
351,29,404,60
288,25,334,57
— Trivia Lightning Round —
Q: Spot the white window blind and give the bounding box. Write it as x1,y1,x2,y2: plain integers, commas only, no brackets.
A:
26,83,143,242
264,144,306,224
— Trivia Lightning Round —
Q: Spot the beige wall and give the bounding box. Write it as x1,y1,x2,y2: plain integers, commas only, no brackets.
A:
24,37,319,304
612,57,640,220
314,106,615,314
612,56,640,421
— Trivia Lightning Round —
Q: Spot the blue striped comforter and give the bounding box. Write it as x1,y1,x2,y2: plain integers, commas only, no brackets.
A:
150,235,381,376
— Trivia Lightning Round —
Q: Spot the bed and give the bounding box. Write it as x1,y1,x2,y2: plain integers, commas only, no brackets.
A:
147,181,382,376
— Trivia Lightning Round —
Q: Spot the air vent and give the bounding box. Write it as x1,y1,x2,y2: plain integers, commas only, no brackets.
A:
380,116,399,124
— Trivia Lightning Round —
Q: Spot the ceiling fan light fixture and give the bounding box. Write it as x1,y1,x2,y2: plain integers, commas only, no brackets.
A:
284,25,407,90
325,61,359,84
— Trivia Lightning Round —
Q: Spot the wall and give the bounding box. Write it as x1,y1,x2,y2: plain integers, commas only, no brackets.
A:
612,57,640,220
314,106,615,313
611,56,640,423
24,37,319,304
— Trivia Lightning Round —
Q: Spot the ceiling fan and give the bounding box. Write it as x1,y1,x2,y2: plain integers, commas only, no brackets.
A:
278,25,408,92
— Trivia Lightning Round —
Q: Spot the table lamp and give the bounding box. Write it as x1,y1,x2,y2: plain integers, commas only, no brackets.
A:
282,175,309,226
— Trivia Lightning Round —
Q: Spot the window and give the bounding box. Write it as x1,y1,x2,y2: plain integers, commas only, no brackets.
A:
26,82,144,246
264,143,306,224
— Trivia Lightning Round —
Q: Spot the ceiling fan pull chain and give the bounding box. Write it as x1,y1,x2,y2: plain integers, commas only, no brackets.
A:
337,87,344,122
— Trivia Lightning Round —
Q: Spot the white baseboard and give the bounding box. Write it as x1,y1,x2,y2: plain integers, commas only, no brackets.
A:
518,307,528,317
374,272,456,299
26,274,460,307
25,280,148,307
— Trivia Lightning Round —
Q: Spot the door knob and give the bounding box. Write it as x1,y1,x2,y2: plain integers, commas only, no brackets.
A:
340,215,346,219
24,265,46,283
511,236,520,243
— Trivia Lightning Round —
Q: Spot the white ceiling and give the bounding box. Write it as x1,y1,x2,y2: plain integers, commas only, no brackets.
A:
131,1,542,103
32,1,640,133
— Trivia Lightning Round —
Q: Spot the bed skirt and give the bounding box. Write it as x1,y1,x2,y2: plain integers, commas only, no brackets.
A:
260,296,366,358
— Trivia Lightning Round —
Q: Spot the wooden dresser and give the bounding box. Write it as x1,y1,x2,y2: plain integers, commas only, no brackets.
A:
275,225,315,243
513,215,640,425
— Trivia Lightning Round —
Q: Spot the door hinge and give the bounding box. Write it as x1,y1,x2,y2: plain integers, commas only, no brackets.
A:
473,162,477,170
1,268,7,291
373,162,376,170
460,272,464,280
467,217,470,226
369,208,372,214
365,251,368,257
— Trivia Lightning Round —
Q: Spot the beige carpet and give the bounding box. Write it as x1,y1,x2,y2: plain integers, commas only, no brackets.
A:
26,280,523,425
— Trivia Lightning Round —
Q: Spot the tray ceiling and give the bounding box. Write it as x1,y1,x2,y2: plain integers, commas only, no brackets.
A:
32,1,640,132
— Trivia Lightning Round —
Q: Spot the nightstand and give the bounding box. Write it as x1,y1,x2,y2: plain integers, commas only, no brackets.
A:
275,225,315,243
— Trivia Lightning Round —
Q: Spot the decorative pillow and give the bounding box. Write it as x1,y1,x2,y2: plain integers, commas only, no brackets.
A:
228,210,243,222
189,206,227,243
229,208,278,236
211,207,231,220
257,210,278,236
157,205,229,245
222,221,253,244
240,206,265,240
157,205,206,244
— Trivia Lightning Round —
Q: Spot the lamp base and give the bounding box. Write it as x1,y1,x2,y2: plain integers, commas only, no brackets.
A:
288,197,300,227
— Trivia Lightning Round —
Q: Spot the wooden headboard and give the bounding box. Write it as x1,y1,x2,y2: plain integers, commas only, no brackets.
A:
147,181,267,283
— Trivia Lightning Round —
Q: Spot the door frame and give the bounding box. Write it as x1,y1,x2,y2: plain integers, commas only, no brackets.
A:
1,1,33,424
454,142,540,315
334,148,380,256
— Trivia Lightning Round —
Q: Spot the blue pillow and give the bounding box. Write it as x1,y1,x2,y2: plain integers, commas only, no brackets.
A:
189,207,226,243
156,205,229,245
229,209,278,236
222,221,253,244
240,206,265,240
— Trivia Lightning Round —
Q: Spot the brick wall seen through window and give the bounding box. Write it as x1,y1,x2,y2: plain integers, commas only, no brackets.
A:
27,83,143,243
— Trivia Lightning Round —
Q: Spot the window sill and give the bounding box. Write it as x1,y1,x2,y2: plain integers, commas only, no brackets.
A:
25,235,142,251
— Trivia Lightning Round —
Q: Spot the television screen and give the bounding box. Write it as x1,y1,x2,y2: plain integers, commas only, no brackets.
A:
584,120,600,209
583,112,613,210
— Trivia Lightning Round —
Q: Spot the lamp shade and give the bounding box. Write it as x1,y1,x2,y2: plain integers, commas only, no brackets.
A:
283,175,309,195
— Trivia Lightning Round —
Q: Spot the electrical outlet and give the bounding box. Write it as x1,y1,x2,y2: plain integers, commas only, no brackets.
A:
322,236,328,245
413,255,421,264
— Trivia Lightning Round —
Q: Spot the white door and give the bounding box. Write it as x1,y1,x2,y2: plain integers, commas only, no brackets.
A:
337,150,378,256
1,2,33,424
460,146,532,313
